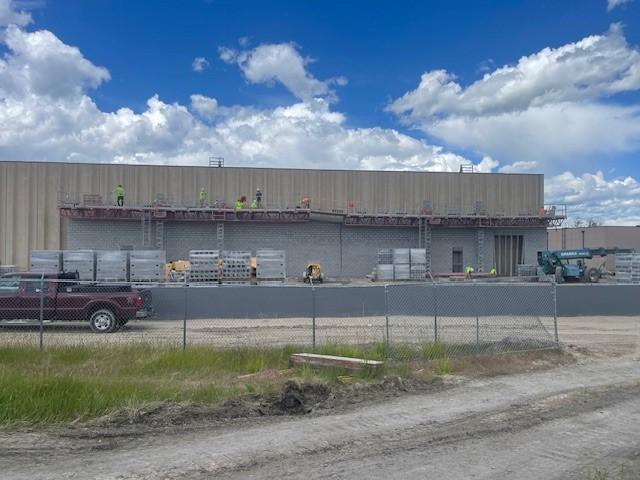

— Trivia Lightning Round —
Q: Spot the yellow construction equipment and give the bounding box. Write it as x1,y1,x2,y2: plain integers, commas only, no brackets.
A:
303,263,323,283
165,260,190,282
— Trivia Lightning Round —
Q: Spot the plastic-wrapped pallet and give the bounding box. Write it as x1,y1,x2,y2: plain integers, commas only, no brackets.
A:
376,264,394,281
394,264,411,280
189,250,220,282
377,249,393,265
130,250,166,282
96,251,129,282
30,250,62,273
256,250,286,282
222,251,252,283
393,248,410,264
616,253,640,284
63,250,96,281
410,249,426,265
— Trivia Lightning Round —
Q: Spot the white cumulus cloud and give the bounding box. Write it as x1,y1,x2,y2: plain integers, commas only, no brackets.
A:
191,56,209,72
388,24,640,172
0,0,31,27
218,42,343,102
607,0,633,11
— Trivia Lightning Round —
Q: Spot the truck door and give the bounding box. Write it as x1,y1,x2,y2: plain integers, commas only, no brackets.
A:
0,276,21,319
18,278,54,320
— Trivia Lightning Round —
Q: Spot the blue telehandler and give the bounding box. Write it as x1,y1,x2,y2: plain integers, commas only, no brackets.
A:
537,247,634,283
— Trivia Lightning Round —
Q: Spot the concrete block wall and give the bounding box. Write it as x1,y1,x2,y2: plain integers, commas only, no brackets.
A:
66,219,545,278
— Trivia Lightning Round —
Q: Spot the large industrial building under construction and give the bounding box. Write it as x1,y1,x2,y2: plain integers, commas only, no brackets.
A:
0,161,564,278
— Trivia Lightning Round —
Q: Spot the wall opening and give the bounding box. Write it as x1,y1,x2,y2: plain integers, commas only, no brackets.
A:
494,235,524,276
452,248,463,273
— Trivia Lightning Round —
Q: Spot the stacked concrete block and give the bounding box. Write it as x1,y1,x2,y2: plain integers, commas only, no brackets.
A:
96,251,129,282
130,250,166,282
222,251,252,283
256,250,286,283
616,253,640,284
189,250,220,282
30,250,62,273
63,250,96,281
517,264,538,277
393,248,411,280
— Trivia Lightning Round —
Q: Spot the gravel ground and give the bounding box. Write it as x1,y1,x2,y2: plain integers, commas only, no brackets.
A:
0,316,638,479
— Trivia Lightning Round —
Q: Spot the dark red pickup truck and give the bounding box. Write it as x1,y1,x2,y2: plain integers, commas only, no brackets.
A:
0,272,149,333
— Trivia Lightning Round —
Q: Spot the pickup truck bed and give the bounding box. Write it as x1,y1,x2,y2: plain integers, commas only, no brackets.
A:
0,272,149,333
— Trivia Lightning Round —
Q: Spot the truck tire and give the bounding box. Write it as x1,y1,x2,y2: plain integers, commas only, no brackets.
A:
89,309,117,333
554,266,564,284
586,267,600,283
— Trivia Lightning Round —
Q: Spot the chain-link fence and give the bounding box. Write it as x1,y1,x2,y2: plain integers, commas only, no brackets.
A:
0,275,559,358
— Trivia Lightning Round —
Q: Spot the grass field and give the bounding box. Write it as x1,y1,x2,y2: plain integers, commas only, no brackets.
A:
0,344,397,425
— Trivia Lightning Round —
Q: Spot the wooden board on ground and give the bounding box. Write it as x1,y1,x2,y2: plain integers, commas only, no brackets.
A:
290,353,384,372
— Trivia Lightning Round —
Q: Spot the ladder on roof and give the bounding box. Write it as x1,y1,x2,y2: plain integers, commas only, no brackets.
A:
477,228,485,273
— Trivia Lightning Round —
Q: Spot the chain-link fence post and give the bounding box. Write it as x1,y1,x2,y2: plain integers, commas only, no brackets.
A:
553,281,559,345
182,281,188,350
433,282,438,342
311,281,316,349
475,282,480,352
384,284,390,355
39,274,45,350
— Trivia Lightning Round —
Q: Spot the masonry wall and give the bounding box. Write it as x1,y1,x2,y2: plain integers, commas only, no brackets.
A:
66,219,545,277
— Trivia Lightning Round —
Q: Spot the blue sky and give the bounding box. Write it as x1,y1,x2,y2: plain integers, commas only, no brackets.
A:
1,0,640,223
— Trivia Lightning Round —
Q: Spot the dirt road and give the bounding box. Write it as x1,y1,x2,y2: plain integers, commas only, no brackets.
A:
2,356,639,480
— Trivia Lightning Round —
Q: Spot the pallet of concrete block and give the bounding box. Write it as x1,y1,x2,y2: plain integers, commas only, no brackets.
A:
616,253,640,284
393,248,410,265
130,250,166,282
256,249,286,282
377,249,393,265
517,264,538,277
410,249,426,265
188,250,220,282
376,264,394,281
96,251,129,282
63,250,96,281
222,251,252,283
394,263,411,281
30,250,62,273
410,264,427,280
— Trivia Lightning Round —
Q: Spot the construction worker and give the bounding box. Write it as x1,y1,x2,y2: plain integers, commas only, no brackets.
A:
250,198,258,209
235,195,246,211
113,184,125,206
464,265,474,279
255,188,262,208
301,196,310,209
490,266,497,276
198,188,207,207
217,257,224,285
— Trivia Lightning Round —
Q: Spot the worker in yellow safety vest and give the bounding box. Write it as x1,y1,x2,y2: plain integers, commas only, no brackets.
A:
464,265,474,279
250,199,258,209
113,184,125,206
198,188,207,207
235,196,246,211
490,266,497,276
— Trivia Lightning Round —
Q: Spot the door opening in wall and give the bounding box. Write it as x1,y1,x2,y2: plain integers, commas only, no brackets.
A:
494,235,524,276
452,248,463,273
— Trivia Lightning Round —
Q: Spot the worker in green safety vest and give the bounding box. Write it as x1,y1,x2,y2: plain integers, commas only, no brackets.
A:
113,184,125,206
235,196,246,211
250,199,258,209
464,265,474,279
490,266,497,276
198,188,207,207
